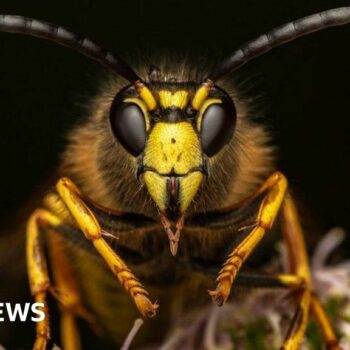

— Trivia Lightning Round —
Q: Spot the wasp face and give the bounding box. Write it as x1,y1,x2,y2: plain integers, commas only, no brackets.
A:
109,83,236,220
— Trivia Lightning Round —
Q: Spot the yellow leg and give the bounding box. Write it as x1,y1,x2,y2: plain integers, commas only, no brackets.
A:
209,172,339,349
233,271,306,290
27,179,157,350
56,177,158,318
60,312,81,350
281,196,339,350
280,195,311,350
209,172,287,305
310,295,340,350
27,209,61,350
281,195,310,282
48,233,98,350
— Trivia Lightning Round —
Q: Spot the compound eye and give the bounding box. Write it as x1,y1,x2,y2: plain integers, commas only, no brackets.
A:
110,102,147,156
199,100,237,156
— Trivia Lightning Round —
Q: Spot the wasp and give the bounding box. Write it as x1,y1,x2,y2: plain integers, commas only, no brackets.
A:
0,6,349,350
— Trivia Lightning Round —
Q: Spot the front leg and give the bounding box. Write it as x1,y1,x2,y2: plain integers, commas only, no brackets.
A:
208,172,339,349
56,177,158,318
209,171,287,305
27,209,60,350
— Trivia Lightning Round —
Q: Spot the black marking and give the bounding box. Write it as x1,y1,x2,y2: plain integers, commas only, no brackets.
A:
165,176,180,220
187,191,266,230
138,165,206,177
86,202,156,232
159,107,188,122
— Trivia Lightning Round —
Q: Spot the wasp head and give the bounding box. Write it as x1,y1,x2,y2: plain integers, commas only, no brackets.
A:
109,81,237,222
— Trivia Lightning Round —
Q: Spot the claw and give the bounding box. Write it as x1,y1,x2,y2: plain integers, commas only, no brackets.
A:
208,278,232,306
134,294,159,318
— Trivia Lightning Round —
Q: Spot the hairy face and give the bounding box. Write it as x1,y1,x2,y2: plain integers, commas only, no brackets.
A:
106,82,237,220
62,61,274,219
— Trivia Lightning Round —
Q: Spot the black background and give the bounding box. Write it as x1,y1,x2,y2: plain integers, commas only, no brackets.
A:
0,0,349,244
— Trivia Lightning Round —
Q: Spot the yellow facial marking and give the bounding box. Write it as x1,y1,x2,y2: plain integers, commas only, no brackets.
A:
191,79,214,110
179,172,203,212
196,98,222,131
124,97,150,131
142,122,204,214
135,82,157,111
143,172,167,211
144,122,202,174
158,90,189,109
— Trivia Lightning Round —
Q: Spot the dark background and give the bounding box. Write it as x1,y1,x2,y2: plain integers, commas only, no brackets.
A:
0,0,349,243
0,0,349,348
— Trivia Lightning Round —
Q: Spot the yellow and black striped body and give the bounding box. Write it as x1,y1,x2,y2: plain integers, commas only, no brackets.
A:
0,59,276,349
46,183,271,347
0,7,346,348
47,61,275,347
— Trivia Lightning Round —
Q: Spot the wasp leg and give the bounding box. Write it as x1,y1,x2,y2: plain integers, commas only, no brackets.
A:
281,195,339,350
55,177,158,318
47,232,98,350
209,172,287,305
310,294,339,350
279,195,312,350
230,271,338,349
234,271,305,290
45,191,99,346
208,173,339,349
27,209,62,350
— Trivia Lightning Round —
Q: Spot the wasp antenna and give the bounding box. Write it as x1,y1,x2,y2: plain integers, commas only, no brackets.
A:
0,15,141,83
209,7,350,81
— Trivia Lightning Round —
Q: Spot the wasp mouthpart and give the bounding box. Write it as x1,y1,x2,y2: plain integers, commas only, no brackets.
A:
160,214,185,256
166,176,180,219
143,171,204,220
